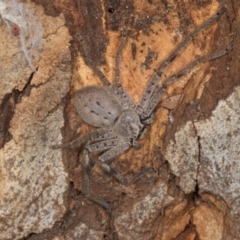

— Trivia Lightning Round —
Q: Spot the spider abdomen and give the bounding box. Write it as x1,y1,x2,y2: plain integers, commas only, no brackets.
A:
74,86,122,128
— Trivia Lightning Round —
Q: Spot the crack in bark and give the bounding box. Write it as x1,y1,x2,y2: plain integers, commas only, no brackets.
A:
192,120,201,197
42,24,66,39
0,70,35,148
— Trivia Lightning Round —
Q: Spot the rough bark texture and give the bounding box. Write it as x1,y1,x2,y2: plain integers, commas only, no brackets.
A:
0,0,239,239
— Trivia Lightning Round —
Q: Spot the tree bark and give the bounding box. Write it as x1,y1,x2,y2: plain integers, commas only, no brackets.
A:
0,0,239,239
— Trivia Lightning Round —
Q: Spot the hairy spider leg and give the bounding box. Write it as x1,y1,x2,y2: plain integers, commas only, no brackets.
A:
98,139,152,185
140,44,232,119
100,163,152,186
98,138,131,161
81,139,152,212
75,32,111,86
82,149,112,213
136,6,227,115
162,45,232,87
51,128,115,149
114,28,128,86
82,138,152,212
109,28,135,108
86,138,123,153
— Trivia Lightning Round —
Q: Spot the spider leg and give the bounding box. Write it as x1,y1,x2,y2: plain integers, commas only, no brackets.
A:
86,138,120,153
101,163,152,186
114,28,127,86
80,140,130,212
82,149,112,213
140,44,232,119
162,44,232,87
98,140,153,185
81,139,152,213
137,6,226,114
51,128,115,149
98,139,131,161
109,28,135,108
75,33,111,86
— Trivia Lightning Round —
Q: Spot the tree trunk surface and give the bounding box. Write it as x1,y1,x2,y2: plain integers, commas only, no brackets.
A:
0,0,239,239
